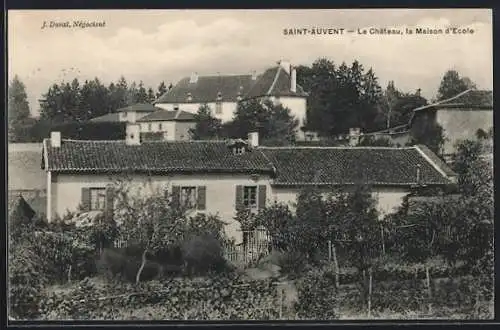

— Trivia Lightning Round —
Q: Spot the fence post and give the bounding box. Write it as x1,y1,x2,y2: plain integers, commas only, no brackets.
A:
332,243,340,288
380,223,385,256
328,240,332,262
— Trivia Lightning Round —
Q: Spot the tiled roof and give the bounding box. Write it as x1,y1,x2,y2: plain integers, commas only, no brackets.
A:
42,139,455,187
8,147,47,190
117,103,161,113
245,66,308,98
155,66,308,104
137,110,196,122
155,75,255,104
259,146,454,186
42,139,274,174
90,112,120,123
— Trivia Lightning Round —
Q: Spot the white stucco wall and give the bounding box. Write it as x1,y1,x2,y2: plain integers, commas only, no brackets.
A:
273,186,409,219
436,109,493,155
49,172,273,243
155,102,238,123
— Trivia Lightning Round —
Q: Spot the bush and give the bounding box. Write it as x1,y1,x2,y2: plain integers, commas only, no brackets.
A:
40,274,283,320
294,268,338,319
9,243,47,319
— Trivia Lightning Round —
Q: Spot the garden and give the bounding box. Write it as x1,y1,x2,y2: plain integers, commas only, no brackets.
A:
8,139,494,321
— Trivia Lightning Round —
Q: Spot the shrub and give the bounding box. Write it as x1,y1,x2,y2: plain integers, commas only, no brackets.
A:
294,268,338,319
40,274,283,320
9,243,47,319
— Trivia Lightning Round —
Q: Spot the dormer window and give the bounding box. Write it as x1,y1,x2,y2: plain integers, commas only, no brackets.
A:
227,139,248,155
234,146,245,155
173,104,179,110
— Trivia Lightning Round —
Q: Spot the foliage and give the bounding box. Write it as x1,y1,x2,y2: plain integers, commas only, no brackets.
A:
9,242,47,320
409,118,445,155
189,104,223,140
451,139,491,196
436,70,475,101
223,99,298,145
296,58,384,136
8,75,33,142
12,119,127,142
357,135,394,147
378,81,428,129
254,202,295,251
40,274,283,320
156,81,169,99
294,268,338,319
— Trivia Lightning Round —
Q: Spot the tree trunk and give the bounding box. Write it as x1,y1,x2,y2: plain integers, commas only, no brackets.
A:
332,243,340,288
368,267,373,318
380,224,385,256
425,264,432,314
67,265,72,284
136,249,148,284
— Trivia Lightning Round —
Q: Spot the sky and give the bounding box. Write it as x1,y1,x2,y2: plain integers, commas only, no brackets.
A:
8,9,493,117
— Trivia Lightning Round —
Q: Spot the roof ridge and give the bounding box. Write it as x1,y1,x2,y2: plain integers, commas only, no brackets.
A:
266,66,282,96
259,146,415,150
413,88,474,112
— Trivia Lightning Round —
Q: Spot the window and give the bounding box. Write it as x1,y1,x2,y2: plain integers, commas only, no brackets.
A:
159,123,163,130
173,104,179,110
243,186,257,210
148,123,152,131
180,186,197,209
234,146,245,155
90,188,106,211
215,101,222,114
122,112,127,118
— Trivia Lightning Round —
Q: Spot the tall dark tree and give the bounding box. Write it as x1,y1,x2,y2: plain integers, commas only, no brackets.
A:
436,70,475,101
8,75,31,123
297,58,384,137
156,81,168,99
136,81,149,103
80,78,111,119
8,75,33,142
225,99,298,145
189,104,222,140
147,87,156,103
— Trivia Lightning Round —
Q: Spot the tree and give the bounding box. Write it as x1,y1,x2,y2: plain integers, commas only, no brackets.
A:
8,75,31,123
451,139,490,196
113,179,187,283
8,76,32,142
189,104,223,140
147,87,156,103
409,119,445,155
156,81,168,99
80,78,111,119
297,58,384,137
437,70,475,101
379,81,428,128
225,99,298,145
136,81,149,104
357,135,393,147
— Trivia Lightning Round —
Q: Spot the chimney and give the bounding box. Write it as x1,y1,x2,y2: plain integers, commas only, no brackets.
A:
189,72,198,84
349,128,361,147
251,70,257,80
290,65,297,93
248,132,259,148
278,60,291,74
50,131,61,148
126,124,141,145
186,92,193,102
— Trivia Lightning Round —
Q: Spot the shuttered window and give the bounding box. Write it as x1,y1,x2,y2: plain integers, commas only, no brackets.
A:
90,188,106,211
236,185,267,212
172,185,207,211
